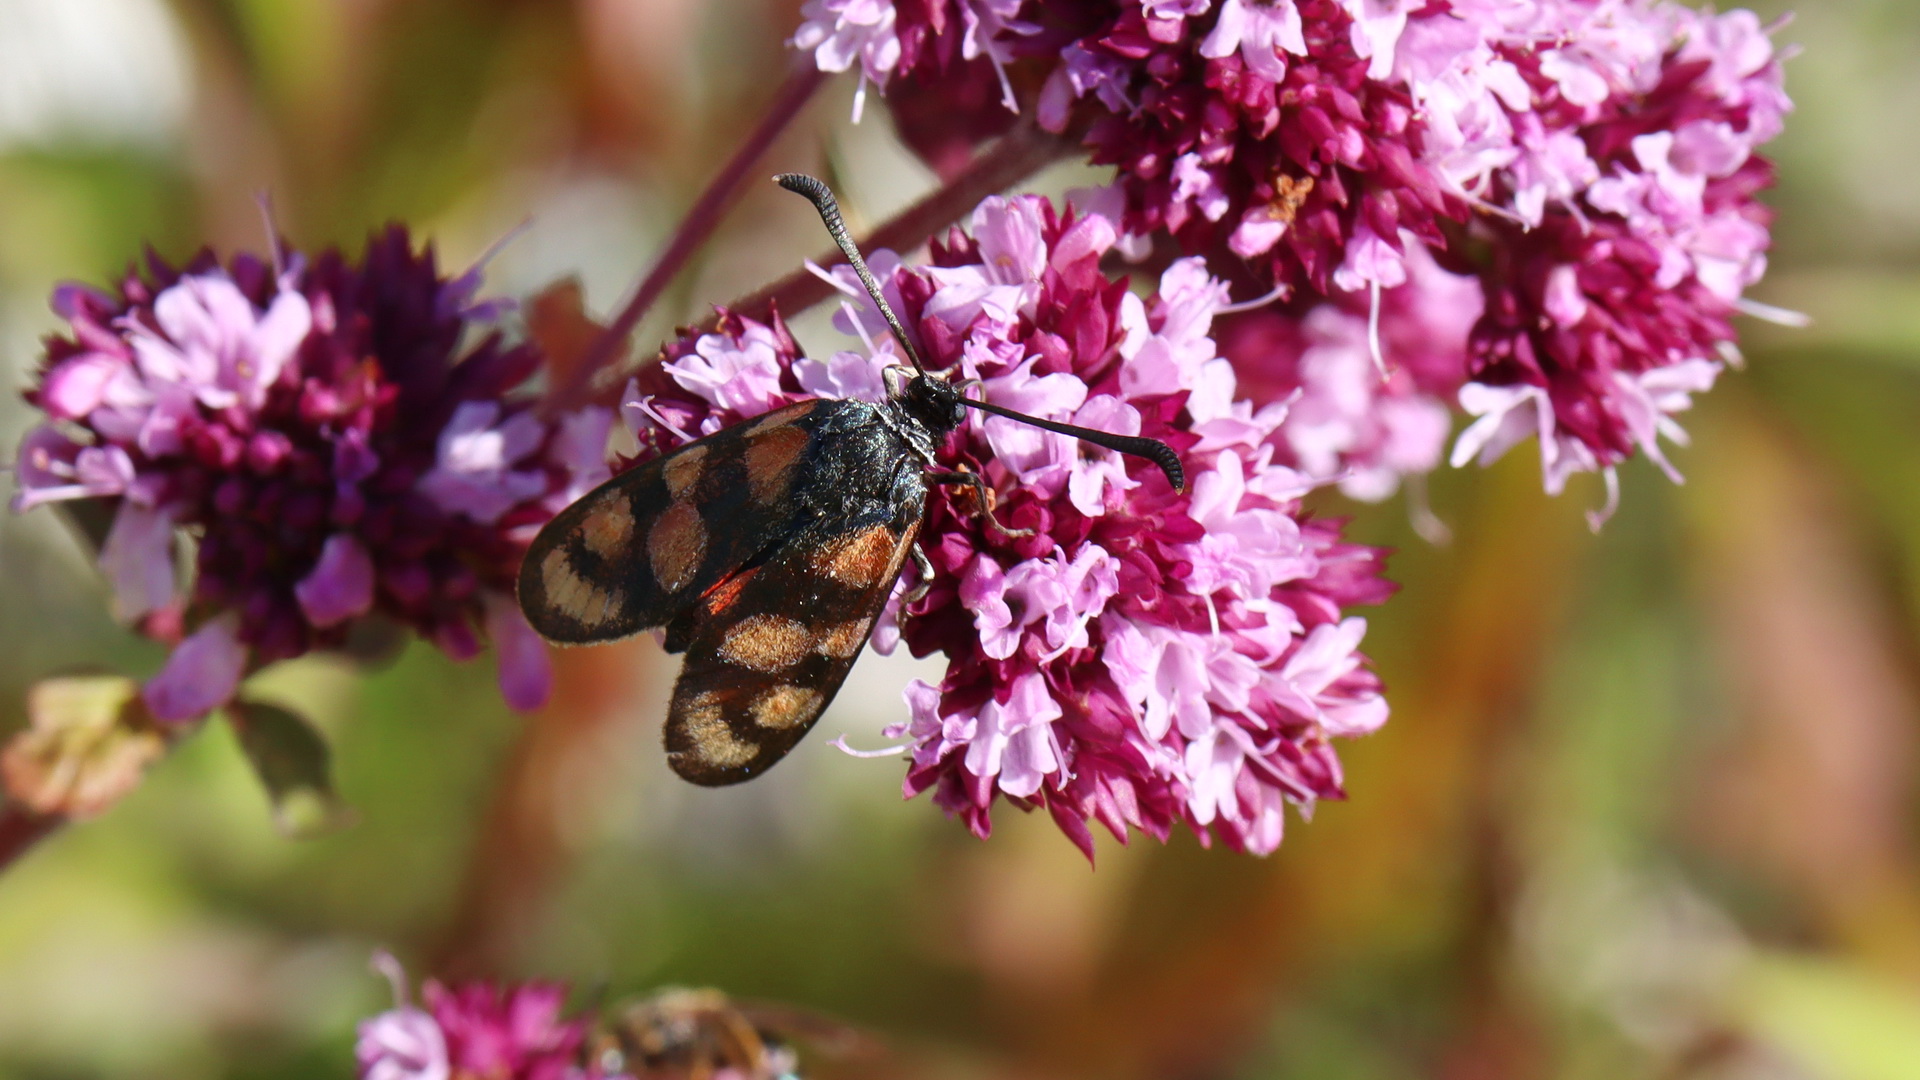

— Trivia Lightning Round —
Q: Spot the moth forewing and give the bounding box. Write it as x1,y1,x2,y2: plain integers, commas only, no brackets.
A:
518,392,929,785
516,399,823,644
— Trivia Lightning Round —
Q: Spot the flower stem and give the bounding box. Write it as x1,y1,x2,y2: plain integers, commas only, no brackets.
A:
719,118,1071,328
0,803,59,876
430,642,652,975
553,58,829,411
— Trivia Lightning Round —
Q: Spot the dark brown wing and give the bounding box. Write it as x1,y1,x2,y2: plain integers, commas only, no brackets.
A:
663,514,920,785
518,400,826,644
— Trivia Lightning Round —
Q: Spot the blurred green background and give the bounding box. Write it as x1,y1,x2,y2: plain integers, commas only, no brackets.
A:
2,1,1918,1077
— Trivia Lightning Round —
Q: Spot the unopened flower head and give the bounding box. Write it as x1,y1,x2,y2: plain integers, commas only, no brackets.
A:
626,193,1393,856
13,231,611,721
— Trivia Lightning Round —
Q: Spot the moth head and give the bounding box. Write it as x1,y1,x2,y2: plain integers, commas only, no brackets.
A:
898,372,967,435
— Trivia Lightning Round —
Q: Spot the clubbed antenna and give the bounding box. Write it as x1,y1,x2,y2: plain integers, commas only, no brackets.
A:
774,173,1187,494
774,173,928,375
960,396,1187,492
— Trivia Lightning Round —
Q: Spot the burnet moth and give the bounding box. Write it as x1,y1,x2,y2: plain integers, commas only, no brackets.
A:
518,174,1184,785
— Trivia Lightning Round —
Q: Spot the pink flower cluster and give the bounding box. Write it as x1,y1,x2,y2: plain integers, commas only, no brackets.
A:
11,232,610,720
1442,3,1789,509
358,957,623,1080
792,0,1036,126
1217,239,1480,501
793,0,1792,512
627,194,1392,856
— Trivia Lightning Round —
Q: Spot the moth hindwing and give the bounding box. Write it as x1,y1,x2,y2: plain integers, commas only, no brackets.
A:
517,396,928,785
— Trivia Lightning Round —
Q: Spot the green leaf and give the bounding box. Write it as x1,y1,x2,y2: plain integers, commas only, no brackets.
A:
336,614,412,670
51,497,118,556
227,699,354,838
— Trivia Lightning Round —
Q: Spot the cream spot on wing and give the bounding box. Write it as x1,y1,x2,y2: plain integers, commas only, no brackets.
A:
812,525,897,588
718,614,813,672
816,620,870,660
679,691,758,768
662,445,708,498
744,424,809,501
750,685,822,730
648,501,706,592
540,548,625,626
580,496,635,559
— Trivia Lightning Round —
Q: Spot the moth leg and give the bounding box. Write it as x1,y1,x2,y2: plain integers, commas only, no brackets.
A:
881,365,917,398
925,468,1036,539
903,542,935,605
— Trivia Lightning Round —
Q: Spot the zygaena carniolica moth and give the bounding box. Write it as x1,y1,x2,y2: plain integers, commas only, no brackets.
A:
518,174,1185,785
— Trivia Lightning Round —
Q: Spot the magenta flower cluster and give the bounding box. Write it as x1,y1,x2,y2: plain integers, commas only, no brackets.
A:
793,0,1035,122
625,194,1392,856
12,233,610,720
794,0,1792,513
358,957,624,1080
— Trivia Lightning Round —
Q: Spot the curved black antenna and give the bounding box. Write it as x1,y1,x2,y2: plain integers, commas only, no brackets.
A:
776,172,1185,495
960,396,1187,493
774,173,928,376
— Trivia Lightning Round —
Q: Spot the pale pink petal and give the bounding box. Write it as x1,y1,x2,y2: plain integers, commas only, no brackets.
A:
39,353,125,419
1228,213,1287,259
248,289,314,394
1543,265,1589,327
356,1008,450,1080
10,428,134,510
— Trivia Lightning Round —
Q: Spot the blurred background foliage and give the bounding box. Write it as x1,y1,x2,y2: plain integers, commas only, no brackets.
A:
1,0,1918,1078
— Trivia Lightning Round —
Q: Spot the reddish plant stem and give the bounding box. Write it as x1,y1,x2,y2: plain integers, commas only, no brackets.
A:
430,641,651,976
552,59,829,412
0,803,60,876
719,118,1071,329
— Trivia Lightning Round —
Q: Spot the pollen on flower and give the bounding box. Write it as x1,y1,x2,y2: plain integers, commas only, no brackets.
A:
1268,175,1313,227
